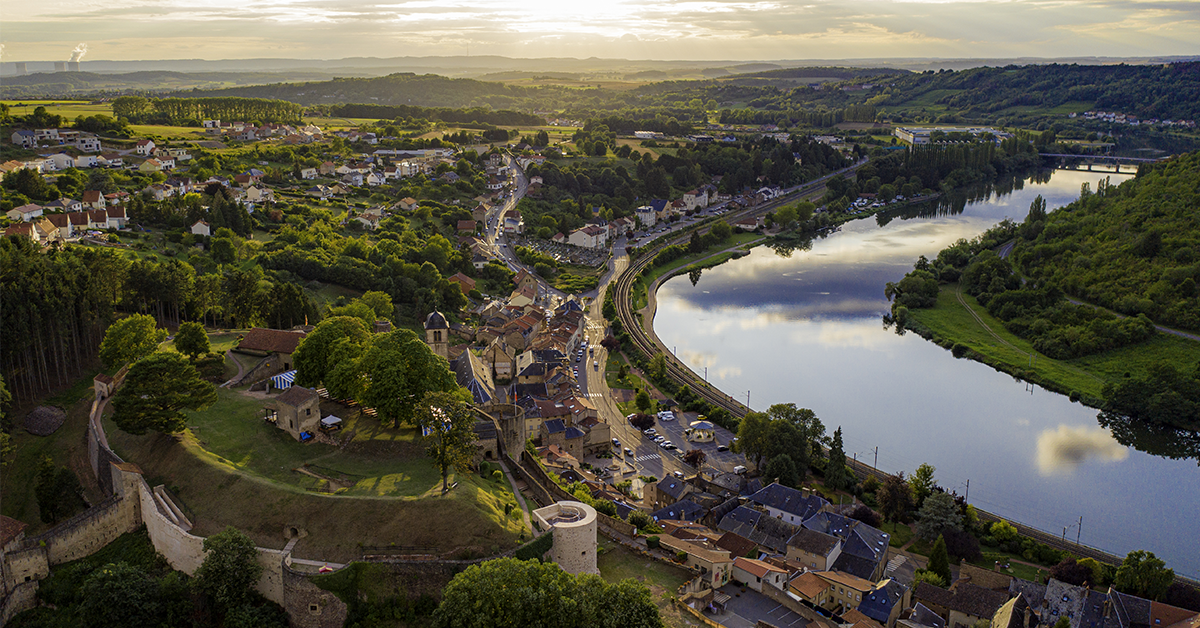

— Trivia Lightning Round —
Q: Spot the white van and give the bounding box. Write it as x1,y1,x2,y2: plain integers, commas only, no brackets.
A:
733,465,747,475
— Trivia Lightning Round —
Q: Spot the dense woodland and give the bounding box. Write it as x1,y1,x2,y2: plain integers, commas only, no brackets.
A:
110,96,303,125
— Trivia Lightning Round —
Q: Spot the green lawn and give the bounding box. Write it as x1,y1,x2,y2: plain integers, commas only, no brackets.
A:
883,521,915,548
908,284,1200,402
108,387,444,497
971,552,1046,582
598,540,690,592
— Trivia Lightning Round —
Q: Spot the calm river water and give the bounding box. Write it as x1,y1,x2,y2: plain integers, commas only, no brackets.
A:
653,168,1200,578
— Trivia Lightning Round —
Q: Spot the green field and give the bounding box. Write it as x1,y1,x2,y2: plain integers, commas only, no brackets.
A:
907,284,1200,402
597,540,693,628
2,100,111,118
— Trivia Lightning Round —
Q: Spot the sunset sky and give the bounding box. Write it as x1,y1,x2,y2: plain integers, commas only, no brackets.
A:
3,0,1199,62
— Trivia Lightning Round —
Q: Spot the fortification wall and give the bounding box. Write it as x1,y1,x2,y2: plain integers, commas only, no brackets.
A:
0,581,38,627
281,562,348,628
31,491,140,567
2,548,49,593
516,452,638,538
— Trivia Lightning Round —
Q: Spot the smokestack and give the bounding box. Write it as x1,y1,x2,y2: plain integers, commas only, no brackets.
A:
69,43,88,63
68,62,80,72
54,62,66,72
15,63,27,75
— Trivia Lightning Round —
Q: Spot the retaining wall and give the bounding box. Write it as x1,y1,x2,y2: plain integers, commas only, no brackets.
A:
0,582,38,627
517,451,639,538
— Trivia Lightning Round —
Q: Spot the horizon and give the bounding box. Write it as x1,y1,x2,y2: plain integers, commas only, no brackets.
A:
3,0,1199,64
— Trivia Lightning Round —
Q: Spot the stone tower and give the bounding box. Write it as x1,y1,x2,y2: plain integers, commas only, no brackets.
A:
424,311,449,360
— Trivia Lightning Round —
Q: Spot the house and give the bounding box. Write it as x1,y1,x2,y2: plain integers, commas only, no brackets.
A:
900,603,948,628
567,225,607,249
33,218,62,244
791,571,835,608
191,220,211,237
448,272,476,295
802,511,891,581
319,161,337,176
734,217,761,231
508,284,537,309
138,158,165,173
305,185,332,199
858,579,911,628
635,205,657,227
732,557,787,592
43,197,83,213
74,154,99,168
45,153,75,171
136,139,156,155
268,386,320,441
914,582,1009,628
299,167,318,180
6,204,44,222
650,499,707,523
11,130,37,148
81,190,106,210
717,506,799,554
817,569,877,614
481,339,515,380
86,209,110,230
356,208,385,230
100,152,124,168
246,185,275,203
457,220,477,234
105,206,127,229
787,527,843,571
235,327,307,372
3,222,38,243
75,135,102,152
657,534,733,589
45,213,75,238
398,197,420,211
748,483,830,526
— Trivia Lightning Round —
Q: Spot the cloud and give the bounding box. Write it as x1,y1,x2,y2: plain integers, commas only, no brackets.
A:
2,0,1197,60
1035,424,1129,475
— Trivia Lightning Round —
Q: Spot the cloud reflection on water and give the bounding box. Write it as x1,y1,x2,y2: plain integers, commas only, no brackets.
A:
1035,424,1129,475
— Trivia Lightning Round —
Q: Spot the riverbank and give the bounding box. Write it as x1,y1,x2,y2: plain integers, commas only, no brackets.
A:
902,283,1200,409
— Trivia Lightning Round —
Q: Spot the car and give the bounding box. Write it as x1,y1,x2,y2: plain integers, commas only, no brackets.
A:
717,445,729,452
624,447,634,456
643,428,656,436
612,438,620,447
673,471,684,479
593,361,599,370
654,435,665,443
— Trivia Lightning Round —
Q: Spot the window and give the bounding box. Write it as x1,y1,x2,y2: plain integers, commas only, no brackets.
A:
310,604,319,613
306,408,311,416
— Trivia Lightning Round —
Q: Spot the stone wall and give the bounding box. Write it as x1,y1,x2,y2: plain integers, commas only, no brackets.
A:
516,451,638,538
758,580,841,628
281,561,348,628
0,581,38,626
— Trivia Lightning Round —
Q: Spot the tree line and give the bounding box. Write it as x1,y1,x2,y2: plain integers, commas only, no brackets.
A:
111,96,303,125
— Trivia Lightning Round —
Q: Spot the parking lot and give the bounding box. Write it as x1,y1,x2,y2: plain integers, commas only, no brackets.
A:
712,583,809,628
634,410,746,474
509,234,610,267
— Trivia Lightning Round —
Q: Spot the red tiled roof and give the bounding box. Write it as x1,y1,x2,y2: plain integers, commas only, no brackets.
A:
0,515,28,548
237,328,306,354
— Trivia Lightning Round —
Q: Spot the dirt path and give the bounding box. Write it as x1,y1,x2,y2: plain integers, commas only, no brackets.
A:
498,458,534,535
219,350,247,388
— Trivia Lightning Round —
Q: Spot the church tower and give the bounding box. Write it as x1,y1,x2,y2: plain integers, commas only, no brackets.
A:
424,311,449,360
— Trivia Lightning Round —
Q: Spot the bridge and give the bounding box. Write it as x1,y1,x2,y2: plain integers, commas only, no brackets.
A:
1039,153,1166,172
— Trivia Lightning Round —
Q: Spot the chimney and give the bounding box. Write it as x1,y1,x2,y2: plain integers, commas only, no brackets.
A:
15,62,27,75
54,61,66,72
68,61,80,72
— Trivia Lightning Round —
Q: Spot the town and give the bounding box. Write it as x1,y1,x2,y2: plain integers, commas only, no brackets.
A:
2,55,1199,628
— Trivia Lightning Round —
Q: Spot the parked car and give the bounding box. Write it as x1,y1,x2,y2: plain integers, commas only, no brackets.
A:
612,438,621,447
654,435,665,443
716,445,729,452
624,448,634,456
673,471,684,479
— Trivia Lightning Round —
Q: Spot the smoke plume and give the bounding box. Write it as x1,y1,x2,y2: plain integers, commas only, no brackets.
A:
70,43,87,63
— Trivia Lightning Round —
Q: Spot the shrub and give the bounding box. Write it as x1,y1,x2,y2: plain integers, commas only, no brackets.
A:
646,536,660,549
675,551,688,563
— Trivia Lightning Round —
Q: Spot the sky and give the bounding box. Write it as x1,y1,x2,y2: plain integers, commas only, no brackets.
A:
2,0,1199,62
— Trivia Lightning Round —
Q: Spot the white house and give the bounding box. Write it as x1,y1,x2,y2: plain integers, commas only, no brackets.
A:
191,220,211,237
45,153,76,171
6,204,44,222
136,139,156,156
299,167,318,180
635,205,657,228
74,155,99,169
732,557,787,593
567,225,607,249
11,130,37,148
75,135,102,152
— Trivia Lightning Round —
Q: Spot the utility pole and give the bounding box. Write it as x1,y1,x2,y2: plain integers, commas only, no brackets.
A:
874,446,878,470
965,479,969,502
1077,516,1082,547
745,390,751,408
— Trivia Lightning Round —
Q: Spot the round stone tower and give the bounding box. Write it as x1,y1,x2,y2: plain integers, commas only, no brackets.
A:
533,501,598,576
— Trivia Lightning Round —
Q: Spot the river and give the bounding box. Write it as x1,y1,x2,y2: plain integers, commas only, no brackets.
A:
652,168,1200,578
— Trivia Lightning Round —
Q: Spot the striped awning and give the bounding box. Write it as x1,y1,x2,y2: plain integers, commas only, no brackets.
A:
270,370,297,390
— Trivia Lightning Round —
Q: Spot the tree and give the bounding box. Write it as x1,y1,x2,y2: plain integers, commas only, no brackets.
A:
825,426,851,492
683,449,706,468
912,569,946,588
1114,550,1174,601
649,354,666,380
877,472,914,523
635,389,652,413
908,463,937,507
843,504,882,528
916,492,962,542
1050,558,1092,586
629,413,654,431
111,352,217,435
173,321,210,359
928,535,952,584
763,454,799,487
99,314,167,368
433,557,662,628
292,316,371,389
78,562,164,628
359,291,395,321
35,455,85,523
416,391,479,493
195,527,263,611
942,528,983,562
343,329,460,427
734,411,771,468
